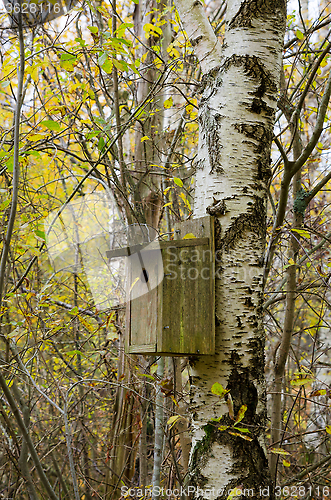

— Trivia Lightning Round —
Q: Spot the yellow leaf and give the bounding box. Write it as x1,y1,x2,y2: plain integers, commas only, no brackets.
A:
227,487,243,500
283,459,291,467
234,405,247,426
310,389,327,397
290,378,314,386
228,431,253,441
270,448,290,456
167,415,181,429
31,66,39,82
218,425,229,431
291,228,310,239
296,29,304,40
183,233,196,239
326,425,331,435
78,315,96,333
28,134,44,141
141,136,150,142
163,96,173,109
143,23,162,37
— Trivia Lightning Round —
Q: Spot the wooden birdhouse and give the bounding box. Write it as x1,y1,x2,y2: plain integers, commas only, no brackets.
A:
107,216,215,356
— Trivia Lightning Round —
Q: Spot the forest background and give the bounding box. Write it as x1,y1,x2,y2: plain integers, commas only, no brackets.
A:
0,0,331,498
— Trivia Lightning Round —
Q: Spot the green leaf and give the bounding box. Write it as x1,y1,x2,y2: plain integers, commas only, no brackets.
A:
40,120,61,132
113,59,128,71
211,382,230,399
98,136,105,152
6,157,13,172
75,37,86,46
0,199,10,211
60,53,77,71
88,26,99,33
296,29,304,40
69,306,79,315
66,350,83,356
98,52,108,66
35,230,46,241
86,131,100,140
102,59,113,73
173,177,183,187
94,116,107,127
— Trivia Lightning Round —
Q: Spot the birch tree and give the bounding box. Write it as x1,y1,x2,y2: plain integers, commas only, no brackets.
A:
174,0,286,495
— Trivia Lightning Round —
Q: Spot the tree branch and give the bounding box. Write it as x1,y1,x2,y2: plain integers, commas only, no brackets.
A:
175,0,222,74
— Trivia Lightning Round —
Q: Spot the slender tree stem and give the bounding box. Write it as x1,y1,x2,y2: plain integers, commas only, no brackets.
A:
0,12,25,312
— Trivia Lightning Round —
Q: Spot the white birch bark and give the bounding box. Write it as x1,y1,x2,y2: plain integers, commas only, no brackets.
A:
174,0,286,497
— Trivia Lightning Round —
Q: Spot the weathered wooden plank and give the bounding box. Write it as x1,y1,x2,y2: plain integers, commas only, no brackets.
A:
159,216,215,355
127,344,157,354
129,249,161,350
160,243,214,354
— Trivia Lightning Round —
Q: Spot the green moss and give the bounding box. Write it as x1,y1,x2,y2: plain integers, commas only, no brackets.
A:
293,188,310,215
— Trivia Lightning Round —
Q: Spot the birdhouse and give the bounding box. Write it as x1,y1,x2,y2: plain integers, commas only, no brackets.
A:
107,216,215,356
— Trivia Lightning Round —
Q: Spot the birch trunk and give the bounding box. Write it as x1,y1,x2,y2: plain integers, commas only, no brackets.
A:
174,0,286,496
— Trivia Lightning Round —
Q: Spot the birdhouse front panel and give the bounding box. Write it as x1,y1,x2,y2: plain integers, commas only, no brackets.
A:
128,248,162,353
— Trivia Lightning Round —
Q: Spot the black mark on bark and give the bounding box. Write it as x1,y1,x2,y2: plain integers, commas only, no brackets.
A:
229,0,286,30
220,197,266,252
